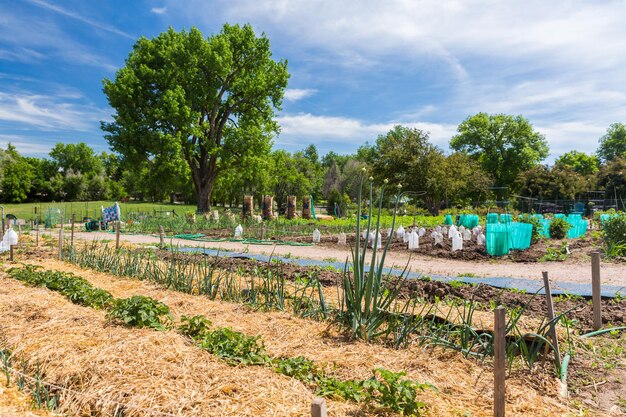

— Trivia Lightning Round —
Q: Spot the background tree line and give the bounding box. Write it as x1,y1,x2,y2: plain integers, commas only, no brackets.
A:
2,118,626,213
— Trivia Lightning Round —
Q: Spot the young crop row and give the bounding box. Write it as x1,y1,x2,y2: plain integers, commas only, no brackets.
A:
7,266,433,415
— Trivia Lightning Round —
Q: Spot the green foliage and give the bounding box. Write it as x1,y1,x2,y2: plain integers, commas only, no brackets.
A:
549,218,571,239
178,315,212,339
198,328,269,365
274,356,318,383
597,122,626,162
451,113,549,192
102,24,289,212
517,165,589,201
555,150,599,175
539,243,569,262
107,295,173,330
603,215,626,257
8,266,113,309
338,175,406,342
315,377,366,403
327,188,349,217
363,368,431,415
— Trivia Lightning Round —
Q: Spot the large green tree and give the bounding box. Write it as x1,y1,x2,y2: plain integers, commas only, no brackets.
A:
370,125,447,213
555,150,599,175
597,123,626,162
102,24,289,212
450,113,549,193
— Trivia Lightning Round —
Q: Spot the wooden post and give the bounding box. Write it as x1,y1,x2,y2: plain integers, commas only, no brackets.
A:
242,195,254,219
58,226,63,260
287,195,297,219
115,221,121,250
311,397,327,417
10,244,15,262
494,306,506,417
302,196,311,220
159,226,165,248
591,251,602,331
262,195,274,220
70,213,75,249
541,271,561,370
35,227,39,247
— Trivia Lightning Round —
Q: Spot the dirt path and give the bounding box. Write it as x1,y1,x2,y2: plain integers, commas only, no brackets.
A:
75,232,626,286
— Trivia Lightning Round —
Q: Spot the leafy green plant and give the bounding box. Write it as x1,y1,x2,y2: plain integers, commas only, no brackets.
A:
178,315,212,339
363,368,432,415
274,356,319,383
603,216,626,258
198,328,269,365
539,244,569,262
549,218,571,239
107,295,173,330
338,176,407,342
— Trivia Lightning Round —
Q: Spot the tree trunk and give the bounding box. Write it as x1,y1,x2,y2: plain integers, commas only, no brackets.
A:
196,183,214,213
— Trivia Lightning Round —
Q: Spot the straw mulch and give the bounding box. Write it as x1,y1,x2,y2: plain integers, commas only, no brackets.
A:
0,276,362,417
6,257,575,416
0,378,55,417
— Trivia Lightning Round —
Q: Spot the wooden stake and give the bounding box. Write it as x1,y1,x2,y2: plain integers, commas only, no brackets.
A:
115,221,121,250
311,398,327,417
159,226,165,248
591,251,602,331
494,306,506,417
71,213,75,249
35,227,39,247
58,226,63,260
10,244,15,262
541,271,561,370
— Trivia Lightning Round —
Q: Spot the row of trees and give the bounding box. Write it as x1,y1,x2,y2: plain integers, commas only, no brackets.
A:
2,118,626,212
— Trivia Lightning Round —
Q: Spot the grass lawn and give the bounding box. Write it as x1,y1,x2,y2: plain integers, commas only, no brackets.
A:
1,201,198,221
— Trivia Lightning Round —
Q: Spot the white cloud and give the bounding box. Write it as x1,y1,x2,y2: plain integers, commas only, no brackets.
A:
0,91,106,131
151,7,167,14
276,113,457,149
0,135,55,156
26,0,135,39
283,88,317,102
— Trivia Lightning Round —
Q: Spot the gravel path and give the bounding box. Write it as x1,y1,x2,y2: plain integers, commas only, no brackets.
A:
75,231,626,287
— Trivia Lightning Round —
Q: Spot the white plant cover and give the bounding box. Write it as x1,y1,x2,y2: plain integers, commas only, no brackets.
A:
463,229,472,241
408,230,419,250
337,232,347,245
476,233,486,246
448,225,457,239
0,228,18,252
418,227,426,237
312,228,321,243
452,231,463,251
434,232,444,246
397,225,405,240
234,224,243,238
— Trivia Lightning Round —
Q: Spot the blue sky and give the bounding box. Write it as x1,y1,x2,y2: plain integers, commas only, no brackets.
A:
1,0,626,161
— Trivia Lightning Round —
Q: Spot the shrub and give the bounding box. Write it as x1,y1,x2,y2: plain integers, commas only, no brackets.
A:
178,315,212,339
198,328,269,365
603,216,626,257
107,295,173,330
549,218,571,239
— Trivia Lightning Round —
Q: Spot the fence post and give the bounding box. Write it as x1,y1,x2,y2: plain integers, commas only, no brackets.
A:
71,213,75,249
494,306,506,417
541,272,561,370
36,227,39,247
159,226,165,248
311,397,327,417
591,251,602,330
58,225,64,260
10,244,15,262
115,221,121,250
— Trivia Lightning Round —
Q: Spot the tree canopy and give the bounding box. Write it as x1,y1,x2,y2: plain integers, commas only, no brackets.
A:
102,24,289,212
555,150,599,175
450,113,549,193
597,123,626,162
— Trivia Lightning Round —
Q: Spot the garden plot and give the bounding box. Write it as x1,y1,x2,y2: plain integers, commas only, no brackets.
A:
7,255,615,415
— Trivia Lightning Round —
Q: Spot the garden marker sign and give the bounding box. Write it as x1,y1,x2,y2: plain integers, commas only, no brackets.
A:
102,202,121,223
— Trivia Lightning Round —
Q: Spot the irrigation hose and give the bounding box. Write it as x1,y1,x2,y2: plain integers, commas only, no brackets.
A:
560,326,626,388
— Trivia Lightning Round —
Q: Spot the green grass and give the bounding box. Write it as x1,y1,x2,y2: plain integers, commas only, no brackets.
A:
3,200,197,222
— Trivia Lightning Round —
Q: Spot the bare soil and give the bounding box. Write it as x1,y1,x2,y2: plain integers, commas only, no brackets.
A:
73,229,626,287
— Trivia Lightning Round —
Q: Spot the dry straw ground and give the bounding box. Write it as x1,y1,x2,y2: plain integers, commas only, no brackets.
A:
0,252,575,417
